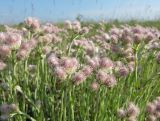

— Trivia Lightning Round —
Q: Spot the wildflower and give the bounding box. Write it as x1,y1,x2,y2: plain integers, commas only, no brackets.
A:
0,32,6,43
40,34,52,45
25,17,40,29
99,57,114,69
54,66,67,80
146,102,156,114
110,34,118,43
16,49,29,60
82,65,93,76
72,21,81,33
60,57,78,74
127,116,137,121
91,82,99,91
127,102,140,118
0,61,6,70
52,34,62,43
20,42,30,50
5,32,22,49
60,57,74,69
117,108,126,118
42,46,51,55
73,72,86,85
96,70,107,83
111,44,120,53
148,115,157,121
80,27,89,34
133,33,143,44
42,23,54,33
104,74,117,87
28,39,37,49
128,62,135,72
118,66,129,77
87,58,99,69
102,33,110,40
0,45,11,58
47,53,59,67
25,17,33,26
64,20,72,29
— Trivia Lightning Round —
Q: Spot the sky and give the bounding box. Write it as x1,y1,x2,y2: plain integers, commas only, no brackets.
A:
0,0,160,24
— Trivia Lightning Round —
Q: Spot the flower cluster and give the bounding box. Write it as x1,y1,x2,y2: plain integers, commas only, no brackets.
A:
117,102,140,121
47,53,79,80
25,17,40,29
146,97,160,121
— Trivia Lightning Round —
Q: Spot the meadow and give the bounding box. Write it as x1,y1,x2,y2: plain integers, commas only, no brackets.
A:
0,18,160,121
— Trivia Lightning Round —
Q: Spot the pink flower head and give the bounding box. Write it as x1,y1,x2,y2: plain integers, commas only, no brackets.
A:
20,42,30,50
128,62,135,72
96,70,107,83
87,59,96,69
62,58,72,68
0,61,6,71
91,82,99,91
111,44,120,53
102,33,110,40
104,74,117,87
42,46,51,55
28,39,37,49
127,102,140,117
64,20,72,29
117,108,126,118
133,33,143,44
42,23,54,33
80,27,89,34
32,19,40,29
110,34,118,43
54,66,67,80
132,25,143,34
52,34,62,43
25,17,40,29
85,45,95,56
72,21,81,33
41,34,52,45
0,32,6,43
118,66,129,77
73,72,86,85
0,45,11,58
110,27,120,36
16,49,28,60
47,53,59,67
100,57,114,69
146,32,154,41
146,102,156,114
25,17,33,26
6,33,22,49
82,65,93,76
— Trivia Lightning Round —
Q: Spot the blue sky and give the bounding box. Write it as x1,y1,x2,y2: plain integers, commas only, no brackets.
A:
0,0,160,24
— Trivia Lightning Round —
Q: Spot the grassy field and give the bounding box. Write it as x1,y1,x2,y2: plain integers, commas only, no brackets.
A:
0,18,160,121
